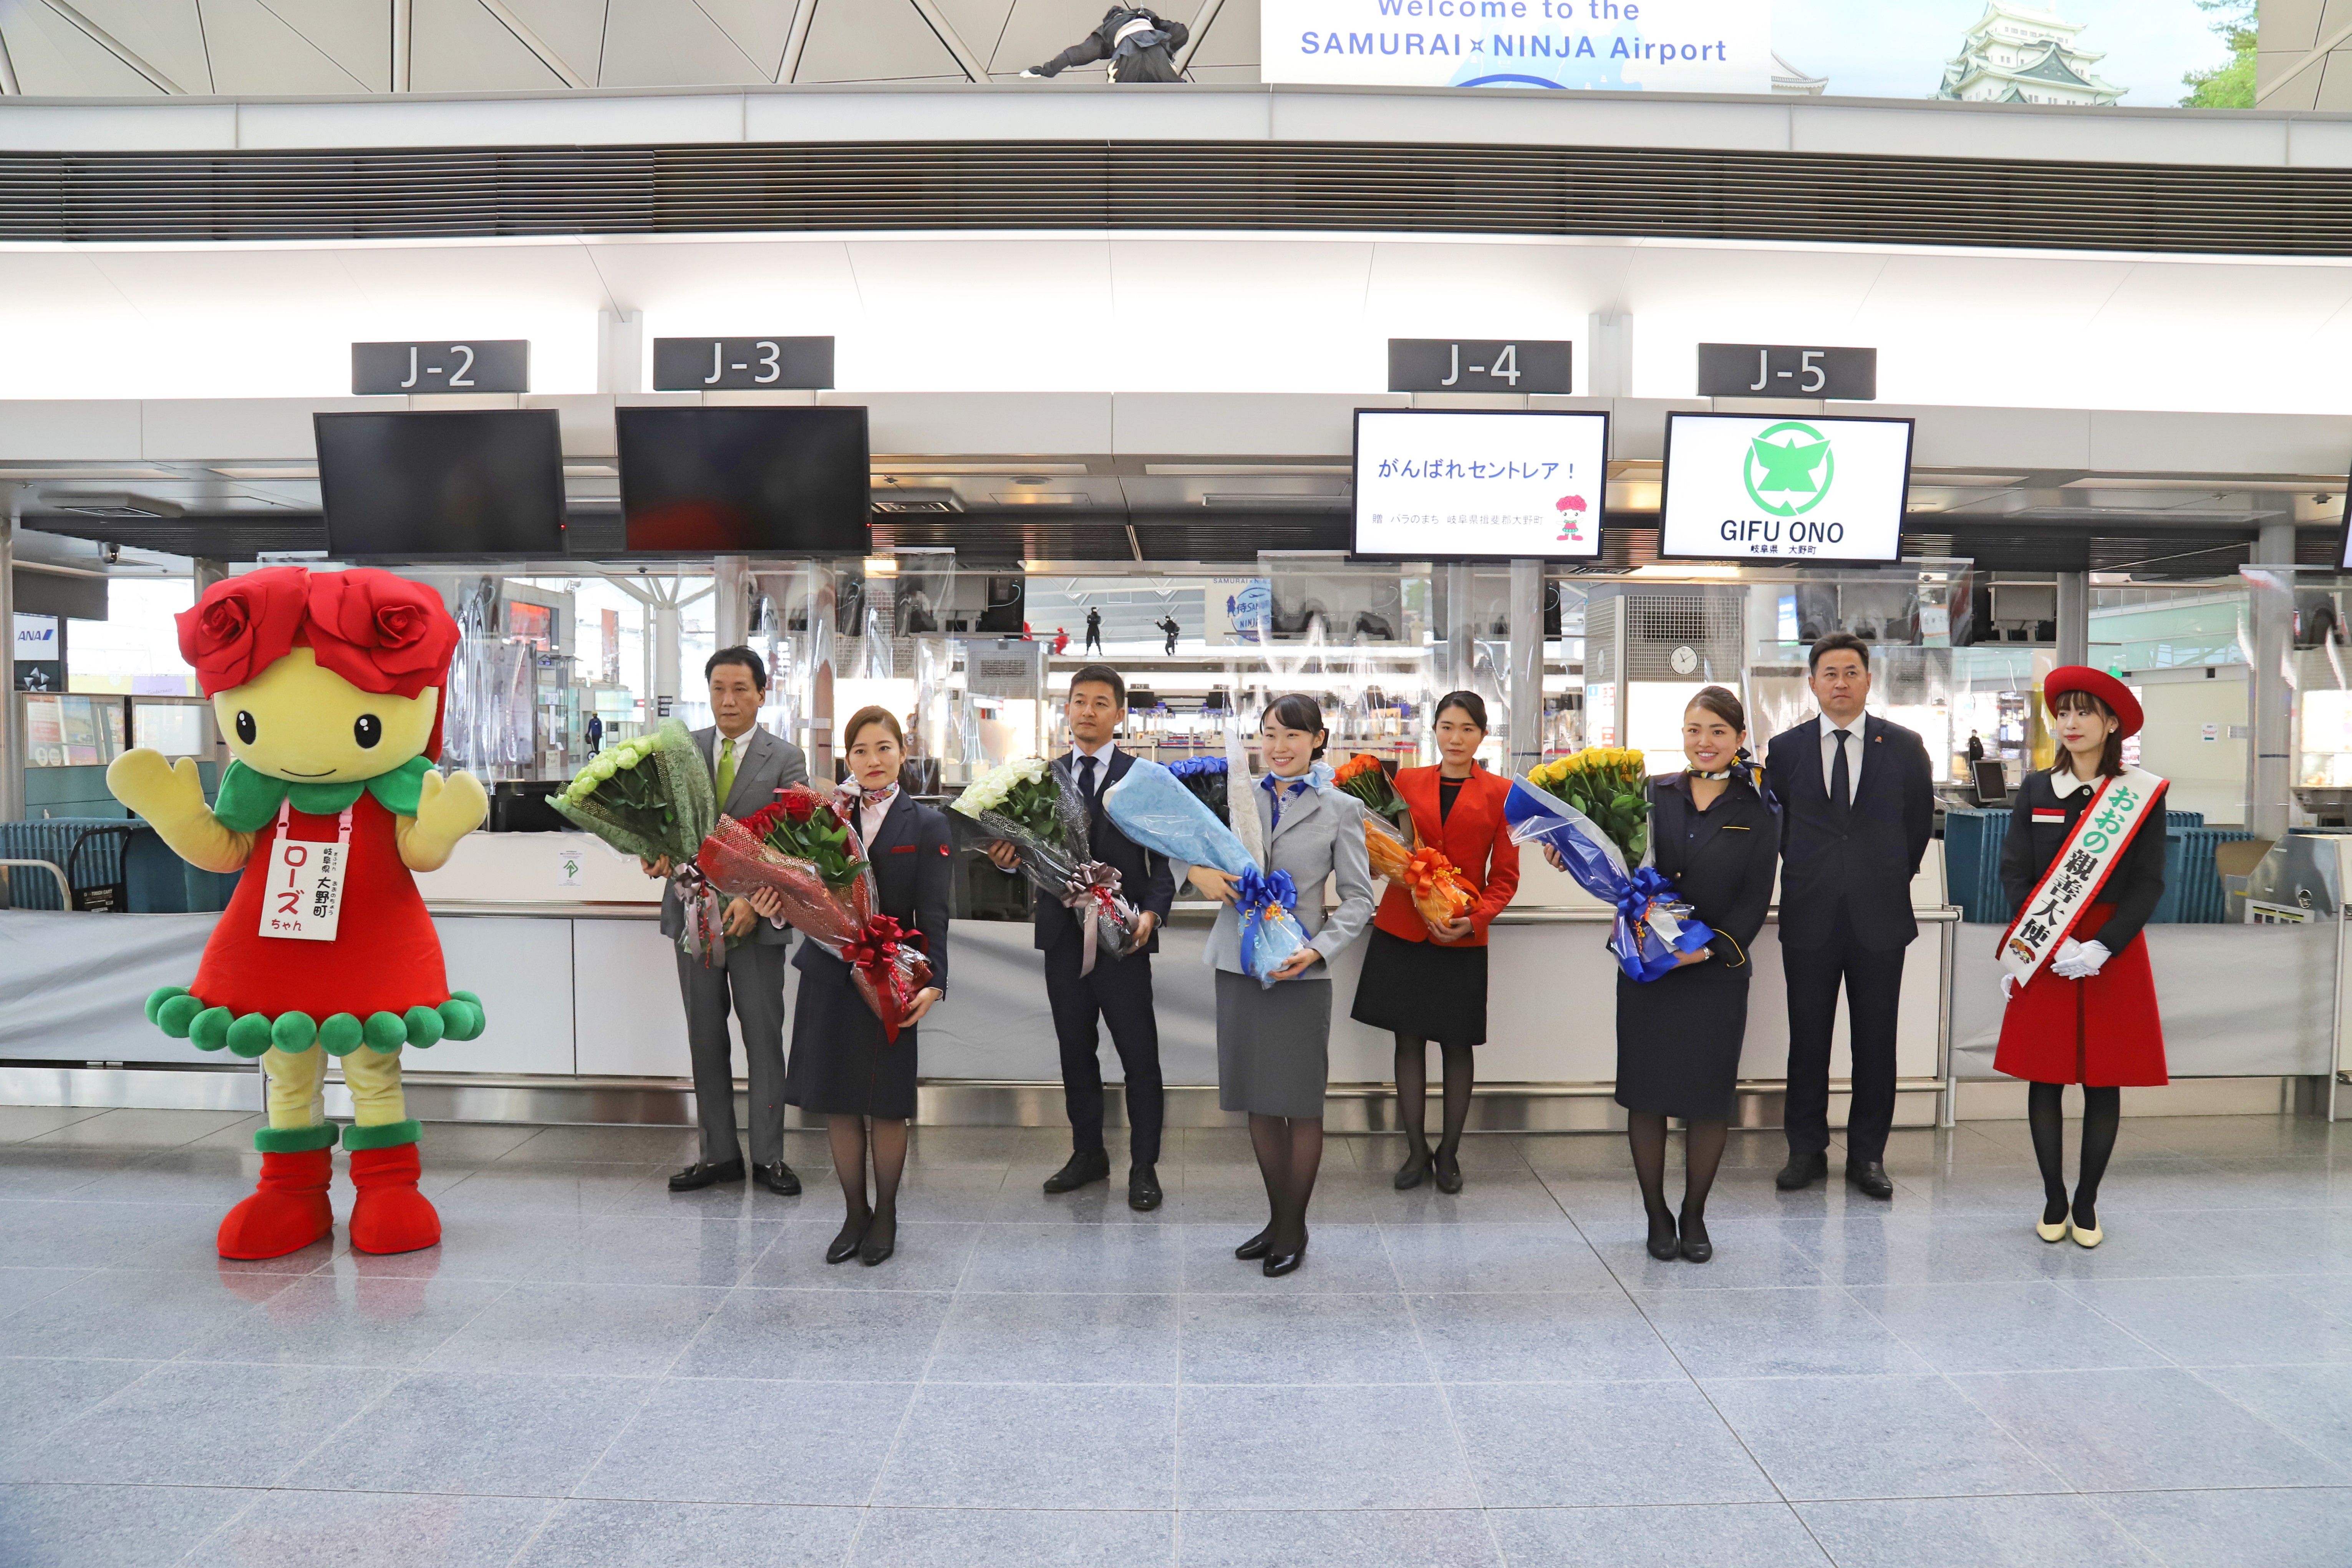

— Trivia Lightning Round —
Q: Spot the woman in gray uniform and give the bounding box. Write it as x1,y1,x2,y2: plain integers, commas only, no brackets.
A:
1191,694,1377,1276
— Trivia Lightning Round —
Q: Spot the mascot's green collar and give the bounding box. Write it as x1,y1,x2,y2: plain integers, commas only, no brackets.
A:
214,755,434,832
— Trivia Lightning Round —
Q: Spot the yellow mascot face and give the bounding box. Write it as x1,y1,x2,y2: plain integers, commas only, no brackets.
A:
212,648,439,784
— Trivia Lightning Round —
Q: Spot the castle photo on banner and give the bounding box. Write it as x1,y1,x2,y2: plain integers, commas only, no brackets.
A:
1259,0,2254,108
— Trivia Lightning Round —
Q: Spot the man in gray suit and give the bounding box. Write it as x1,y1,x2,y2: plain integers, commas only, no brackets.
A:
644,648,810,1196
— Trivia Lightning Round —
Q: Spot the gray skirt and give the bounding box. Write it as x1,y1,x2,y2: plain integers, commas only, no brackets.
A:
1216,969,1332,1119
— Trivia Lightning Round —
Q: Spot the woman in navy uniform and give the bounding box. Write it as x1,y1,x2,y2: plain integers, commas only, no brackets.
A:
1995,667,2168,1249
769,707,949,1268
1591,687,1778,1265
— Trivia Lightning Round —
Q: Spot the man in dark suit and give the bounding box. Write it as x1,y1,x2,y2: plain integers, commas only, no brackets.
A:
1765,632,1935,1200
985,665,1176,1210
645,648,811,1197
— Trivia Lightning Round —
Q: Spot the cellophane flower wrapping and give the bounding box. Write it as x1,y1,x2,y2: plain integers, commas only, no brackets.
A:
1099,756,1255,877
1362,814,1478,935
949,757,1136,970
1331,753,1412,839
554,718,728,958
1505,749,1712,983
1164,754,1230,825
694,785,933,1040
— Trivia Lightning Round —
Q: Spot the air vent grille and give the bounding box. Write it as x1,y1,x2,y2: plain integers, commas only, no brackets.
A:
0,139,2343,255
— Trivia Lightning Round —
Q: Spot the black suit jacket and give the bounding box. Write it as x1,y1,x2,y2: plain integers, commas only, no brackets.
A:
1033,748,1177,956
1649,773,1780,968
1765,713,1935,953
794,791,952,993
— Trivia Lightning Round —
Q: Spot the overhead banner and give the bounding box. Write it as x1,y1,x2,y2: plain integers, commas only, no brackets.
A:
1262,0,2250,107
1659,412,1914,564
1263,0,1771,91
1353,408,1609,559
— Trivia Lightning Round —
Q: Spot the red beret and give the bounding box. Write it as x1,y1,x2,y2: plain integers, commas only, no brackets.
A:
2043,666,2143,739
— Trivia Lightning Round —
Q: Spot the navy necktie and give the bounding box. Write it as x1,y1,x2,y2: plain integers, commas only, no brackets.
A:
1079,753,1099,812
1830,729,1852,818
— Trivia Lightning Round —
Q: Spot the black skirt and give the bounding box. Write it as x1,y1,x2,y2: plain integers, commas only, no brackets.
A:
784,947,919,1120
1614,962,1750,1121
1349,926,1489,1046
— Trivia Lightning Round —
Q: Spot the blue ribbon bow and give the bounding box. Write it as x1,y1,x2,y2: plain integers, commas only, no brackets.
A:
1611,865,1713,981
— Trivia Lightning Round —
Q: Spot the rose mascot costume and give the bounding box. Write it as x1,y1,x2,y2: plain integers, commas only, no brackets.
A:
106,566,488,1259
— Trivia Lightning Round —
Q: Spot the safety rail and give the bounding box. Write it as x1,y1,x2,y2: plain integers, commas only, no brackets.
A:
0,860,73,910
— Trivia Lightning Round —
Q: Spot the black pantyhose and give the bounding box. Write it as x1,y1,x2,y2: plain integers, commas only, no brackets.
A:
1628,1112,1729,1253
828,1114,909,1253
2029,1081,2122,1230
1249,1112,1325,1252
1394,1034,1477,1179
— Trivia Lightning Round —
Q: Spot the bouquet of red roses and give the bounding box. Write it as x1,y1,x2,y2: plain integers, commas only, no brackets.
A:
696,784,934,1041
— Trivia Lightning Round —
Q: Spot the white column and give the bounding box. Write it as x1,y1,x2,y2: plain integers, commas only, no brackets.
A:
713,555,750,648
2055,571,2088,670
0,514,18,822
2251,521,2297,841
652,597,681,719
1508,559,1545,777
597,310,644,396
1586,312,1634,398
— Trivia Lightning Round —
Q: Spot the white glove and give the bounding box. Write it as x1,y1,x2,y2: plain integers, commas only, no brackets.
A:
2001,972,2023,1003
1020,67,1042,77
2049,937,2085,978
2057,939,2110,979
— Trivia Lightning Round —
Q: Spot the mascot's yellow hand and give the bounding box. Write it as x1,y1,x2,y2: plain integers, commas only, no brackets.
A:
106,749,250,873
399,768,488,872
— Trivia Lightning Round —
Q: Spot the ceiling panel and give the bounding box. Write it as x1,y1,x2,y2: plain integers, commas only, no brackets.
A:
697,0,800,79
195,0,374,96
501,0,608,84
408,0,567,92
68,0,212,93
796,0,964,83
1186,0,1257,69
239,0,391,91
597,0,775,88
0,4,167,94
989,0,1117,78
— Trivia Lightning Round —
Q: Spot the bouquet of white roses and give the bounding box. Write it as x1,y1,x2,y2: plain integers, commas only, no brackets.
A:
553,719,724,960
951,755,1137,973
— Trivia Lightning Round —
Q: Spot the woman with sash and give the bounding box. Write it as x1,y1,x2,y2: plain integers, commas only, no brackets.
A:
1994,667,2168,1250
1190,694,1379,1276
1349,690,1520,1195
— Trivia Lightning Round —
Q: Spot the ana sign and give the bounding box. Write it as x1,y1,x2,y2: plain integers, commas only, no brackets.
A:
1262,0,1770,92
1353,408,1609,559
1659,412,1914,564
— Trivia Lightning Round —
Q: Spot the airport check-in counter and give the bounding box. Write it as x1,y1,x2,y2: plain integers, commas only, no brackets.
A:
0,825,1961,1130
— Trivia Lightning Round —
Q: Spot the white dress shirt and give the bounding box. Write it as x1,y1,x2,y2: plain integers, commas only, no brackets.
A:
1818,714,1864,797
2050,767,2094,799
859,786,898,848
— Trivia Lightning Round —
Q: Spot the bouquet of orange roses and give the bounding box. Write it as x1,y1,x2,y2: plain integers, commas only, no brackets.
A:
1332,752,1477,935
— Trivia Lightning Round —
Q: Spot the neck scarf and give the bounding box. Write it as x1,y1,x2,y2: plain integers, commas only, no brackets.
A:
213,755,433,833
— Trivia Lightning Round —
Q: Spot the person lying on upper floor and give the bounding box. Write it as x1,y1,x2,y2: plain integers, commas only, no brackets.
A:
1022,7,1190,81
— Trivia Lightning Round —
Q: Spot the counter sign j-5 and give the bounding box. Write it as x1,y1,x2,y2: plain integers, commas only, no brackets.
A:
1658,412,1915,564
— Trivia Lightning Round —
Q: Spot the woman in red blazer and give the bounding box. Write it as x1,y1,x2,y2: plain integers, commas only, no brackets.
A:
1349,691,1521,1193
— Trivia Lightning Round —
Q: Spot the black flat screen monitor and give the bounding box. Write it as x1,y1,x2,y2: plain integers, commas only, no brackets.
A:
617,405,870,554
315,409,565,557
1971,759,2010,805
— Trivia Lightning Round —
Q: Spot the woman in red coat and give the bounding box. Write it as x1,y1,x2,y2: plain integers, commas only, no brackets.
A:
1349,691,1520,1193
1994,666,2168,1249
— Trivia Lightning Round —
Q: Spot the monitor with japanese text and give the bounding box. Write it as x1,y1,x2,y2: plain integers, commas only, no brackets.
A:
1352,409,1609,560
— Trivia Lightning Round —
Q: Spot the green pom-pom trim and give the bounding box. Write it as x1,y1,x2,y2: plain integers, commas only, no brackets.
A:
318,1013,364,1057
145,986,189,1025
270,1011,317,1055
254,1122,340,1154
156,993,204,1039
190,1007,232,1053
341,1118,421,1151
403,1006,444,1049
362,1012,407,1054
436,995,485,1042
226,1013,275,1059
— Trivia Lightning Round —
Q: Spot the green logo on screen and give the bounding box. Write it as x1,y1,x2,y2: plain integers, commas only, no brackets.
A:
1744,421,1834,517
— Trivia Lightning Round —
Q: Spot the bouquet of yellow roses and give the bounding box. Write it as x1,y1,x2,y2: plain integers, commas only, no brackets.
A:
1505,746,1711,982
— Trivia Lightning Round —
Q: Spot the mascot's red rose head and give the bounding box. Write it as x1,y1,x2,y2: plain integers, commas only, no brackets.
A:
177,566,462,774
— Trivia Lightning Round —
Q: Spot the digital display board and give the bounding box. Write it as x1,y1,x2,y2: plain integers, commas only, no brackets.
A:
617,406,870,555
1659,412,1915,564
315,409,566,558
1352,408,1609,560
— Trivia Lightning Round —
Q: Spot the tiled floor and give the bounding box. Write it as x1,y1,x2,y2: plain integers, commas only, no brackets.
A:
5,1104,2352,1566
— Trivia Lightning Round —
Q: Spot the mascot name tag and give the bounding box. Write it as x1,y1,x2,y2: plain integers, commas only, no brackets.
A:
260,797,353,942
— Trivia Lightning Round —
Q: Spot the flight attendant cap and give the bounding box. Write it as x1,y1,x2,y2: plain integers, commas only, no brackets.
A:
2043,666,2143,739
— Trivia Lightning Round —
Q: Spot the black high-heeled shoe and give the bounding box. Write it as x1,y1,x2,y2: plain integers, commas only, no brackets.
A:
1235,1228,1274,1260
1677,1207,1712,1264
1262,1233,1307,1276
825,1209,870,1265
1645,1210,1679,1261
1394,1139,1432,1190
1433,1147,1464,1195
858,1208,897,1267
